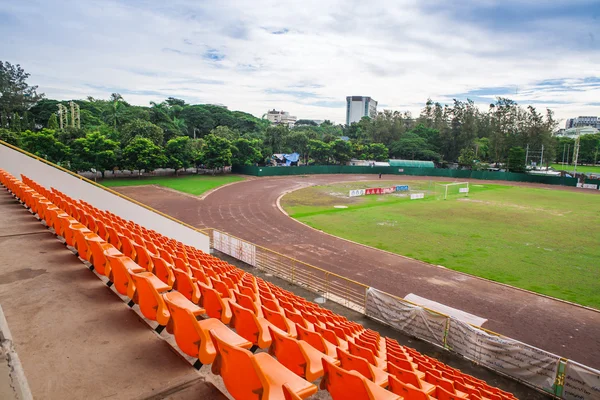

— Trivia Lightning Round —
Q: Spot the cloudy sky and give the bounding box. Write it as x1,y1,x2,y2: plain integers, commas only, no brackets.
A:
1,0,599,125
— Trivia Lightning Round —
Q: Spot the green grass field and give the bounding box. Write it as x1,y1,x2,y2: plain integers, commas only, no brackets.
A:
282,181,600,308
551,163,600,174
101,174,245,196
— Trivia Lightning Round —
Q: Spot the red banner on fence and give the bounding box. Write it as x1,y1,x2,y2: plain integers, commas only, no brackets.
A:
365,186,396,195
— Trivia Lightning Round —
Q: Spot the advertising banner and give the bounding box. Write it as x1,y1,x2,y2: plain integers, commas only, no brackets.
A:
446,318,560,392
366,288,448,346
396,185,409,191
563,361,600,400
213,230,256,267
349,189,366,197
410,193,425,199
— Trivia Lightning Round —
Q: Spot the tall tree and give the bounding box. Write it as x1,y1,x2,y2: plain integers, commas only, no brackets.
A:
20,129,69,163
70,132,119,178
307,139,331,164
331,139,353,164
231,138,262,167
201,134,232,171
165,136,194,174
507,146,526,172
47,113,59,129
122,137,165,175
0,61,44,128
121,119,164,145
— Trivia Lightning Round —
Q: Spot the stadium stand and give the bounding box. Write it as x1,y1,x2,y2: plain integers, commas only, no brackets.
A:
0,168,520,400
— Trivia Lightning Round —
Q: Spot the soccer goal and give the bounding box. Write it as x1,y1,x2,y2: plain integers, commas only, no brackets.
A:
435,182,469,200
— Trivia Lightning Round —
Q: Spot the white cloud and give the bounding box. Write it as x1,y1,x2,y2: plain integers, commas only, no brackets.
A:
1,0,599,124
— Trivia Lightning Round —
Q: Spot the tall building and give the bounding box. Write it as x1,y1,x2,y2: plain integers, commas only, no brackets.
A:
266,109,297,127
346,96,377,125
566,116,599,129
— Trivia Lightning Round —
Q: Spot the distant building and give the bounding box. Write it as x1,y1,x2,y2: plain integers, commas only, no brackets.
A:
266,109,297,127
346,96,377,125
555,126,600,138
565,116,599,129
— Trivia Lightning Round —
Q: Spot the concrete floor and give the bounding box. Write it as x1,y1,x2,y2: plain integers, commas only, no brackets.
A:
0,191,227,400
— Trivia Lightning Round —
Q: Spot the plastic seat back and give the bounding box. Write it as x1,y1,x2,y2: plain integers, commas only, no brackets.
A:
130,272,170,326
261,305,289,332
230,301,263,346
234,291,259,315
387,362,423,389
336,347,374,381
198,282,232,324
349,340,379,367
132,242,153,271
320,358,375,400
438,386,465,400
296,324,329,354
389,375,431,400
209,330,263,400
172,267,200,303
268,326,307,378
150,254,175,287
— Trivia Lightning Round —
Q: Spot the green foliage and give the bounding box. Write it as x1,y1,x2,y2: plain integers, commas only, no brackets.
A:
331,139,353,164
232,138,262,166
0,128,20,145
458,147,476,167
165,136,194,173
70,132,119,177
308,139,331,164
11,112,21,132
264,125,289,154
122,137,166,174
121,118,164,146
47,113,59,129
508,146,526,172
210,125,239,141
0,61,44,128
20,129,69,163
369,143,389,161
201,134,232,170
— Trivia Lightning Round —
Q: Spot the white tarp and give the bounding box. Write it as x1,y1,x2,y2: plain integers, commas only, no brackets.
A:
404,293,487,326
213,231,256,267
563,361,600,400
446,318,560,392
366,288,448,346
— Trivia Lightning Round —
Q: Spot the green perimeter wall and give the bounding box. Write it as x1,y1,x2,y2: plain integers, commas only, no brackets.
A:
233,165,578,186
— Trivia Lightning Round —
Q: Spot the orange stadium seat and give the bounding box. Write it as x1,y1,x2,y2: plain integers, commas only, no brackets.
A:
268,325,337,382
198,282,233,324
129,272,172,331
172,267,200,304
336,347,389,387
229,301,283,349
348,340,387,370
387,362,436,395
210,330,317,400
388,375,433,400
320,358,400,400
164,291,252,368
296,324,338,359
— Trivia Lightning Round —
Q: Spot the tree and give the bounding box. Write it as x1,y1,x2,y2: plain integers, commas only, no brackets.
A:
210,125,239,141
70,132,119,178
507,146,526,173
0,128,20,145
369,143,389,161
284,131,310,163
264,124,289,154
331,139,353,164
231,138,262,167
0,61,44,128
121,118,164,145
458,147,476,168
122,137,166,175
109,93,124,130
20,129,69,164
47,113,59,129
201,134,232,171
165,136,194,174
307,139,331,164
10,112,21,132
295,119,318,126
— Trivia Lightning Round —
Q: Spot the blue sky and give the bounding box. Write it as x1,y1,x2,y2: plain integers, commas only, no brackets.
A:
1,0,599,124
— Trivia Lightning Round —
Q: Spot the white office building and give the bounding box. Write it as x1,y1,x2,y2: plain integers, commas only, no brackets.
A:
555,126,599,138
266,109,297,127
565,116,600,129
346,96,377,125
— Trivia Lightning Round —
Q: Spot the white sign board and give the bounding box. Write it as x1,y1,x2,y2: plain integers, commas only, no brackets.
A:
446,318,560,392
563,361,600,400
583,184,598,190
349,189,366,197
410,193,425,200
459,188,469,193
213,231,256,266
366,288,448,346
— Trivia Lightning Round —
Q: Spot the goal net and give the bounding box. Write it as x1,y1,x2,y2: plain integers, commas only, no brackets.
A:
434,182,469,200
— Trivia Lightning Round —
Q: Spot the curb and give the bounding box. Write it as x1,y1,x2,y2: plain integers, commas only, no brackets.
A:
275,184,600,316
0,305,33,400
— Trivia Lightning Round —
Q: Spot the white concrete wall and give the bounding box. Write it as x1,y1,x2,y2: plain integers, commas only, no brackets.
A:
0,144,210,252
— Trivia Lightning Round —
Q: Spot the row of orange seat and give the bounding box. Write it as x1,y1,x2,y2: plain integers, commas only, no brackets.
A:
0,169,518,400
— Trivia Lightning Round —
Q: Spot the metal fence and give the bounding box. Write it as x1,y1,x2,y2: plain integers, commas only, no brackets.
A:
232,165,579,186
